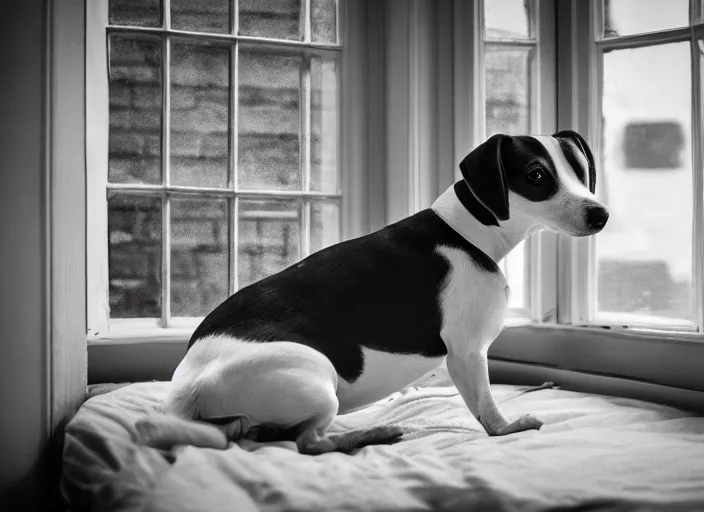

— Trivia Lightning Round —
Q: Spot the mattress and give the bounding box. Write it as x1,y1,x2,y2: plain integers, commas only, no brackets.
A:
62,369,704,511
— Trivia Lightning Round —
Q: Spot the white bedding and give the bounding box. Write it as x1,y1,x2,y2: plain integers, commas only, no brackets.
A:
62,370,704,511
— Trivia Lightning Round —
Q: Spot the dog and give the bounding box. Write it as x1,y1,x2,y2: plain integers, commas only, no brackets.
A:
164,130,609,454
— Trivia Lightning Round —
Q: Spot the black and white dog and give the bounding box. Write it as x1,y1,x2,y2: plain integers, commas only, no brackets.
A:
165,131,609,454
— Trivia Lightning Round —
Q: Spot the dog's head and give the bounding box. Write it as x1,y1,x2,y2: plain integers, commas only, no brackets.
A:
457,130,609,236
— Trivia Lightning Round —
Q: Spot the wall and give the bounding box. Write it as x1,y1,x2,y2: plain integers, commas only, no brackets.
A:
0,0,51,508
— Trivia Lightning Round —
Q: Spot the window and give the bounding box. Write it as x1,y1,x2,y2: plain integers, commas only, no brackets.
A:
590,0,704,330
88,0,341,337
475,0,554,315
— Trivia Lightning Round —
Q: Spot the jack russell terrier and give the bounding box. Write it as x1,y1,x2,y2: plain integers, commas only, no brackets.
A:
165,131,609,454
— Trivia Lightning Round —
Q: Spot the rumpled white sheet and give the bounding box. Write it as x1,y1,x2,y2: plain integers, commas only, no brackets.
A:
62,370,704,511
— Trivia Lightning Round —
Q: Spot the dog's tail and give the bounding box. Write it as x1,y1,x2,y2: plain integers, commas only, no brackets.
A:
162,378,202,419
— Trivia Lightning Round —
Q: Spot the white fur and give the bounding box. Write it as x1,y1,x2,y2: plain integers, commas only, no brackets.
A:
167,335,339,429
431,185,538,262
436,245,508,358
336,348,444,413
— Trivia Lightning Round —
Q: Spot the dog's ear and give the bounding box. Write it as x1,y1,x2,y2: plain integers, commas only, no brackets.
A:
458,134,510,224
554,129,596,194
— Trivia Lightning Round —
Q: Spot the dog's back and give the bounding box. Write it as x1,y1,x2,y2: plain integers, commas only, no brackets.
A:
187,208,499,385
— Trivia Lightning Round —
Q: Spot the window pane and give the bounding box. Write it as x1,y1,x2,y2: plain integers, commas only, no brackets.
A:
597,43,692,322
171,0,230,33
311,0,337,43
238,200,300,288
171,198,229,317
505,241,527,309
310,57,338,192
171,42,230,188
238,48,301,190
109,35,162,185
484,46,534,137
109,0,161,27
108,194,162,318
603,0,689,38
484,0,532,40
310,201,340,253
485,45,534,311
239,0,302,41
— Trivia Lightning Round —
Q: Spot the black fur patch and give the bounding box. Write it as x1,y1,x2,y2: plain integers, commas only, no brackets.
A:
503,136,559,203
454,181,500,226
553,130,597,193
458,135,560,226
189,209,499,383
557,138,587,186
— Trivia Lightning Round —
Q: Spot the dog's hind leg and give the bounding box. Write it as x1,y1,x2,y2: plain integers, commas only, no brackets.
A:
166,336,404,454
295,417,404,455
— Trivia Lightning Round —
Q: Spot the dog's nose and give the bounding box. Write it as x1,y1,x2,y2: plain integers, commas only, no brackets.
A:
586,206,609,229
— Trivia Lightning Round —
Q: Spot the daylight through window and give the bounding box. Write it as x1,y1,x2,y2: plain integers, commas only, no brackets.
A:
594,0,703,329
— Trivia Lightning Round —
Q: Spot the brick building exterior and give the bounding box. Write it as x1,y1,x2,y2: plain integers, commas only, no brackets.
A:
108,0,336,319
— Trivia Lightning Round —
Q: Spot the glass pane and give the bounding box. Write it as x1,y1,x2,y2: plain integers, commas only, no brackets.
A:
597,43,692,322
109,0,161,27
238,200,300,288
484,46,533,137
484,0,532,40
505,242,527,309
171,42,230,188
310,201,340,253
239,0,302,41
171,0,230,33
238,48,301,190
171,198,229,317
109,35,162,184
108,194,162,318
603,0,689,38
311,0,337,43
310,57,338,192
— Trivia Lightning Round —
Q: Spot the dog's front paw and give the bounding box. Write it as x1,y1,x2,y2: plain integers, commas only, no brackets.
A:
488,414,543,436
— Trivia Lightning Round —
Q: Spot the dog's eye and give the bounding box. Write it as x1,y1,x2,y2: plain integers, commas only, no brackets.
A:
526,168,545,185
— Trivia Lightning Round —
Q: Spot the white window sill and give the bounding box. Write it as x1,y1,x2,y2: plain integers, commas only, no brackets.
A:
88,314,540,347
87,314,704,347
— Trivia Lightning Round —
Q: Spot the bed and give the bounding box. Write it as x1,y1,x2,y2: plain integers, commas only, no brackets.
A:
61,367,704,511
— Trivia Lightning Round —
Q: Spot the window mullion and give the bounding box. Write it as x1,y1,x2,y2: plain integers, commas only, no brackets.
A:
231,0,238,35
230,197,238,294
163,0,171,29
584,0,603,324
86,0,111,337
531,0,558,323
304,0,311,43
230,36,239,294
475,0,486,145
555,0,597,326
300,54,312,257
161,33,172,328
691,27,704,331
301,199,311,259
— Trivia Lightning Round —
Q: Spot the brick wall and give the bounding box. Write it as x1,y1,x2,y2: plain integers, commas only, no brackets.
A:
107,1,327,318
485,48,531,136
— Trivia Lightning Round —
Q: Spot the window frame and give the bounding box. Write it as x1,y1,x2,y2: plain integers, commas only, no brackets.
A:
483,0,704,407
562,0,704,334
87,0,351,342
458,0,558,322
